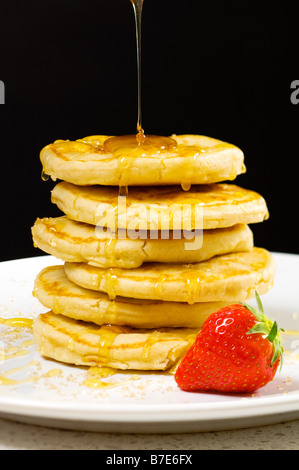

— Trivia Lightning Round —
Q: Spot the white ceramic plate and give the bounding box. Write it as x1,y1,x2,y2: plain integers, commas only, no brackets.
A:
0,253,299,433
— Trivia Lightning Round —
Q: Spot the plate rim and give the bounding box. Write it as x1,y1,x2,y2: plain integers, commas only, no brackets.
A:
0,388,299,423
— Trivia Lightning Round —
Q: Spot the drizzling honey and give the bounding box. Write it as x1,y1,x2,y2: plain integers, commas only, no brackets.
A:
98,1,194,193
131,0,144,134
103,1,177,195
129,0,193,192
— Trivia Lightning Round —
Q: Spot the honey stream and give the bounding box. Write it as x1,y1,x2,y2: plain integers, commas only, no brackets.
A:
41,0,202,193
131,0,144,135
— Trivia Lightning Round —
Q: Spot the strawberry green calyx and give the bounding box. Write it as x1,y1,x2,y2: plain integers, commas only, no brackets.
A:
240,291,284,368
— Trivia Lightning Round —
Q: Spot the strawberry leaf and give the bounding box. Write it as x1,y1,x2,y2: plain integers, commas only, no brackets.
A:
272,338,284,369
255,290,264,315
248,323,270,336
240,302,264,322
267,320,278,342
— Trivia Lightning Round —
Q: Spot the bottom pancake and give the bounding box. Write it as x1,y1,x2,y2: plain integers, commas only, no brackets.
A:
33,312,198,370
33,265,232,328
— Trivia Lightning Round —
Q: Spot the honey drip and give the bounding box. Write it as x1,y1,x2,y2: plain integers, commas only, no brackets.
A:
104,268,119,300
131,0,144,134
88,365,117,378
104,237,118,267
41,170,50,181
62,318,127,364
83,365,116,388
181,183,191,192
119,185,129,197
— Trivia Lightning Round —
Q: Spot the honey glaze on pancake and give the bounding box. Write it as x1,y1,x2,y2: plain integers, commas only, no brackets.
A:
42,138,110,166
40,312,197,365
50,181,268,233
42,313,132,358
104,133,178,193
54,182,266,208
103,134,224,192
64,247,275,304
103,134,177,159
34,216,100,245
32,266,78,297
63,321,127,360
172,137,237,191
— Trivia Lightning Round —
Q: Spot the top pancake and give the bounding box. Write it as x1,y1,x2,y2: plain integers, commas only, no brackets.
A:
51,182,269,231
40,134,246,186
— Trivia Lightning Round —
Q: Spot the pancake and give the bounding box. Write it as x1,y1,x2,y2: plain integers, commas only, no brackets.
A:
40,134,245,186
33,312,198,370
33,265,232,328
31,216,254,269
51,182,269,231
64,248,276,304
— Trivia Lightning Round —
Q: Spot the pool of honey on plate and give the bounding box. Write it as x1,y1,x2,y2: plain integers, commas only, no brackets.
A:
0,316,139,389
0,317,62,386
83,365,140,389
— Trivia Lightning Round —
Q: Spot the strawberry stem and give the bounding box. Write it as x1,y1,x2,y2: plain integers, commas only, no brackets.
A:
240,291,284,370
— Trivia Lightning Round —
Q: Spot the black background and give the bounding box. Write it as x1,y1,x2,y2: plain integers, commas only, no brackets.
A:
0,0,298,262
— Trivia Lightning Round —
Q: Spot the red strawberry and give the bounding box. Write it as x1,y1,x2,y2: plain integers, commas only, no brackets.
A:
175,292,284,393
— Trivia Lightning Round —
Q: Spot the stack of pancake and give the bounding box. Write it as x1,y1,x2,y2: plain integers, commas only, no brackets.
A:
31,134,275,372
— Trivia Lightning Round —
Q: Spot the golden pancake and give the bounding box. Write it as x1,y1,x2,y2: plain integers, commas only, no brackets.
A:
64,248,276,304
51,182,268,231
33,312,198,370
32,216,254,268
40,134,245,186
34,265,232,328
